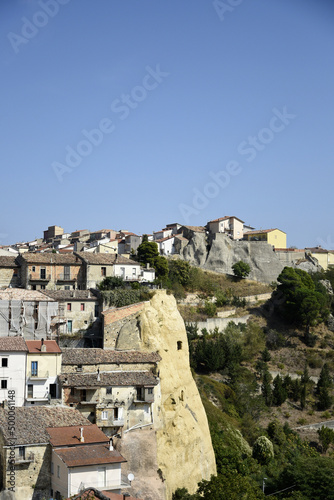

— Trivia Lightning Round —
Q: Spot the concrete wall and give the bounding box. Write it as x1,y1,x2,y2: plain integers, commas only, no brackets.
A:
190,315,250,333
0,268,20,289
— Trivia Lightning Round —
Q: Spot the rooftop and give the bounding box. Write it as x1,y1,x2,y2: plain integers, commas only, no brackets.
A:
75,252,138,266
102,303,145,325
47,424,108,447
19,253,81,264
60,371,158,388
208,215,244,223
26,340,62,354
62,348,161,365
0,336,28,352
0,256,18,267
53,443,126,467
0,407,91,445
244,228,286,235
41,289,98,301
0,288,55,302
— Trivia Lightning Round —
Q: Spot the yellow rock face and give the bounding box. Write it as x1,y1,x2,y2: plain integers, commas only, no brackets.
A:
139,290,217,499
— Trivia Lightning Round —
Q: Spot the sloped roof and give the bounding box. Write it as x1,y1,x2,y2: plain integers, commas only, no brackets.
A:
76,252,139,266
0,288,55,301
19,253,81,264
54,443,126,467
41,290,98,301
102,303,145,325
0,407,91,445
47,424,107,446
0,336,28,352
243,228,286,235
62,348,161,365
60,371,158,388
0,256,18,267
26,340,61,354
208,215,244,224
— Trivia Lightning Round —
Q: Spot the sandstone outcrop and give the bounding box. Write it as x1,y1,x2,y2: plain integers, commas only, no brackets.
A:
117,291,216,499
181,232,319,283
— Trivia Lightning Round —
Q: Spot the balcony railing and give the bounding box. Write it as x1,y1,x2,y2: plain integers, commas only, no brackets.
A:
75,477,130,493
27,371,49,380
29,274,51,281
13,451,34,464
57,273,76,282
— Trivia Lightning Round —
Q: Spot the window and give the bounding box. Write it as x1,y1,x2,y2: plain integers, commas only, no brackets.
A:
32,266,36,272
18,446,25,460
101,267,106,276
40,268,46,279
27,384,33,398
177,341,182,350
1,358,8,368
65,285,70,290
101,411,108,420
67,303,72,311
67,320,72,333
80,303,85,311
57,465,60,478
132,267,136,276
148,388,153,395
106,387,112,395
40,285,45,290
31,361,38,377
1,380,7,389
64,265,70,279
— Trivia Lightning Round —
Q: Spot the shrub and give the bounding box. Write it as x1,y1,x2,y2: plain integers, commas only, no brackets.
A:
252,436,274,464
203,300,217,317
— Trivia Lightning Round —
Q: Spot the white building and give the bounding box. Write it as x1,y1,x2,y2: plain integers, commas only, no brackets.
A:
0,337,27,406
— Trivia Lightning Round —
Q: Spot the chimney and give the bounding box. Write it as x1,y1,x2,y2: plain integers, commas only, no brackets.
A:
41,338,46,352
109,438,113,451
80,427,84,442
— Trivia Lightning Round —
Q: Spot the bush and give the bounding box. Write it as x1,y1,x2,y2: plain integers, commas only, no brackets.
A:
232,261,251,279
203,300,217,317
252,436,274,464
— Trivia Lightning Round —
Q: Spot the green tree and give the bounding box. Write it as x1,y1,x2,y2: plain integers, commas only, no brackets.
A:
98,276,125,290
232,261,251,279
137,240,159,265
168,260,191,286
272,374,287,406
261,369,273,407
252,436,274,464
317,425,334,453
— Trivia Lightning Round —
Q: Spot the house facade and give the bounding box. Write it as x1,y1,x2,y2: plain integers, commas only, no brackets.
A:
0,256,20,289
207,216,244,240
243,228,287,249
18,253,84,291
0,406,91,500
0,337,27,406
47,424,127,498
25,340,62,405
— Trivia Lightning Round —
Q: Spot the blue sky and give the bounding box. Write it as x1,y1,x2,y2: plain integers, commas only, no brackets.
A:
1,0,333,248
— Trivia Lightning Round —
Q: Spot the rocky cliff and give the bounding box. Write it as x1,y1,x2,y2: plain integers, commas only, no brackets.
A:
181,232,319,283
117,291,216,500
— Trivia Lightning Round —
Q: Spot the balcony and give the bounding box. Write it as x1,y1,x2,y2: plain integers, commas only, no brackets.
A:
13,451,34,465
27,371,49,380
26,391,49,402
76,476,130,493
29,274,51,282
57,273,77,282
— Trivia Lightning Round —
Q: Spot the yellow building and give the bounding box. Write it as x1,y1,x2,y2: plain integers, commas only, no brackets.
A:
243,228,287,249
25,340,62,405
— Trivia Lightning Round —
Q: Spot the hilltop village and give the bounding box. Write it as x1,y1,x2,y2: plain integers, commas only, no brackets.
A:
0,217,332,500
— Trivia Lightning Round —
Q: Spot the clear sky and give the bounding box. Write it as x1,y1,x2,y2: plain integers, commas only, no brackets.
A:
1,0,334,248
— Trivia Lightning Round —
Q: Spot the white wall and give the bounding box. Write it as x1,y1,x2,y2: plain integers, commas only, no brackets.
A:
0,351,26,406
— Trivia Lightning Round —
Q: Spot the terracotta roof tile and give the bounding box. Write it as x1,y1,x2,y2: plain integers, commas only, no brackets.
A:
47,424,107,446
60,371,158,388
102,302,145,325
26,340,61,354
62,348,161,365
0,336,28,352
54,443,126,467
0,407,91,445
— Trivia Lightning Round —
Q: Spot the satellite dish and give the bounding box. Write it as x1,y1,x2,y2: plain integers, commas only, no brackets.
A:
128,473,135,482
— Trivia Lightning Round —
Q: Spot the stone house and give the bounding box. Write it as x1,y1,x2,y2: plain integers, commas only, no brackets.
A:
0,256,20,289
0,337,28,407
43,225,64,242
207,216,244,240
25,340,62,405
41,289,100,336
18,253,85,291
60,349,160,435
243,228,287,249
0,406,91,500
59,370,159,436
0,288,58,339
47,424,127,499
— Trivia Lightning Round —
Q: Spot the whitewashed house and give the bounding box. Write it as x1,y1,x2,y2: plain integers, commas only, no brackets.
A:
0,337,27,406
